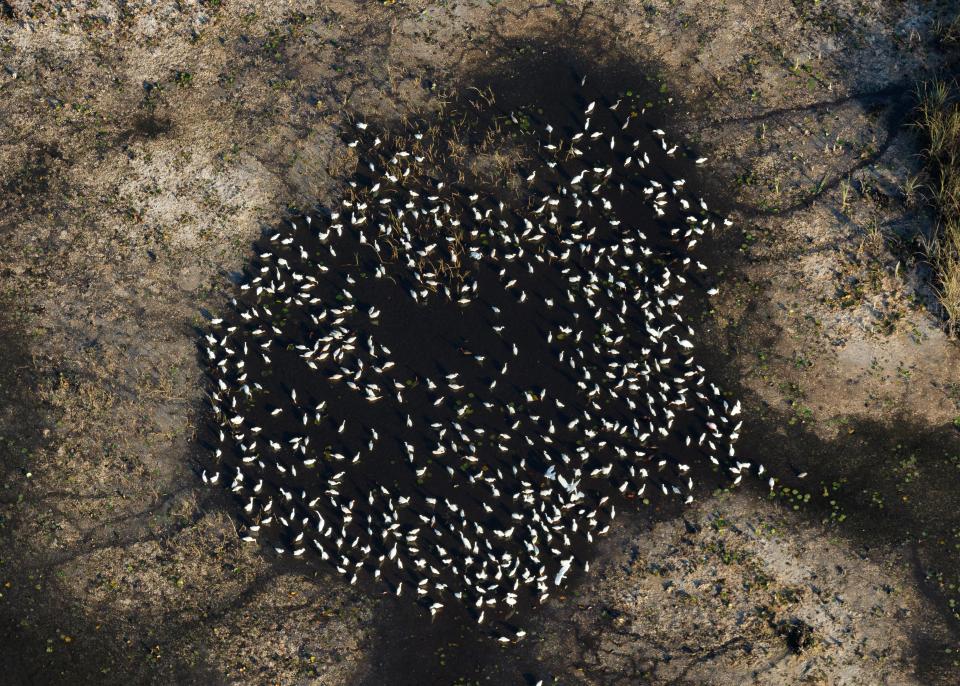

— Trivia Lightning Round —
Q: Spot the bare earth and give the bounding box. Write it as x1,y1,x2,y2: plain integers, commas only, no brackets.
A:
0,1,958,684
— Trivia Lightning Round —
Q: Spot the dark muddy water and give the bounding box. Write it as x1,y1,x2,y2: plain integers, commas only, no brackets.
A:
198,45,758,684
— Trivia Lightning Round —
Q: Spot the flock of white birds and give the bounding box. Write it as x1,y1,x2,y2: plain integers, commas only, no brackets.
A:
200,78,762,640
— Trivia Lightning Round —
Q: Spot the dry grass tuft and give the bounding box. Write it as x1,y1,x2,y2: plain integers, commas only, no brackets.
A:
916,79,960,336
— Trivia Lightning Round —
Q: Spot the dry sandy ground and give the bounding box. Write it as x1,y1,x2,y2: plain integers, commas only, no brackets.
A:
0,1,958,684
532,494,949,686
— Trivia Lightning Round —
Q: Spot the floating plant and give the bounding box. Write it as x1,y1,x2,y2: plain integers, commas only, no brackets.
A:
199,68,761,640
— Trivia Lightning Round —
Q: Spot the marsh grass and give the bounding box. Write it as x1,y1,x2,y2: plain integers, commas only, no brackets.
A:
915,79,960,336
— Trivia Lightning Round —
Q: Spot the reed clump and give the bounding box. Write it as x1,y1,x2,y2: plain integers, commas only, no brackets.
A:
916,79,960,336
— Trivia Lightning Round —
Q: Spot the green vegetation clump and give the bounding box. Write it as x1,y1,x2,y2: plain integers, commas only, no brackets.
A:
916,79,960,336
